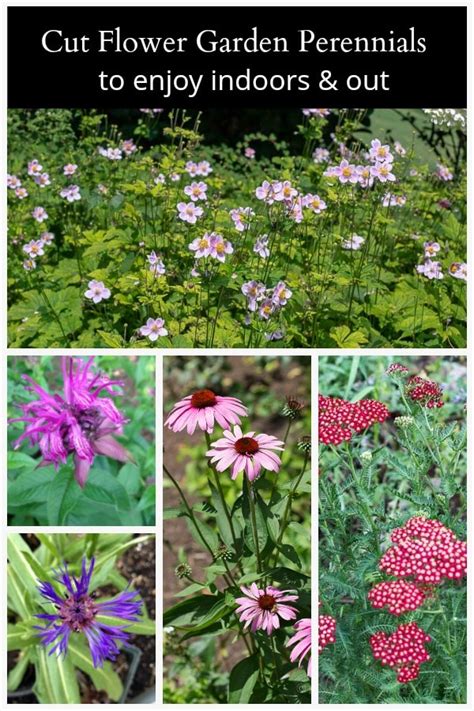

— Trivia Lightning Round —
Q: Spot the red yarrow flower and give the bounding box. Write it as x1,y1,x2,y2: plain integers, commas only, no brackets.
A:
406,375,444,408
370,621,431,683
368,580,426,616
386,363,409,376
318,614,336,653
379,516,467,584
319,395,389,445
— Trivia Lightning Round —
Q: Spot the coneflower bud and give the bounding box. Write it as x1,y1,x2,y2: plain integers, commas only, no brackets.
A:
297,435,311,453
213,543,233,561
175,563,192,580
282,396,305,419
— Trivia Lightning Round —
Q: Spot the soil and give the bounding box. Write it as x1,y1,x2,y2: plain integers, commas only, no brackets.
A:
7,536,155,704
163,356,310,675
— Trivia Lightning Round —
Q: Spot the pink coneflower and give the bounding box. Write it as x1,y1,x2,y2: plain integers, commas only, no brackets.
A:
287,618,312,677
235,584,298,635
206,424,284,481
165,390,247,435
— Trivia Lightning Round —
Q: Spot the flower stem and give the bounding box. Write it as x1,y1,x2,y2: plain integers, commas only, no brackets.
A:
272,450,309,567
246,478,262,574
204,432,242,570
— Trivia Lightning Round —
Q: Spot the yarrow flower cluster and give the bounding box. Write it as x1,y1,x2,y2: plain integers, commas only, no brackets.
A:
318,614,336,653
318,395,389,445
370,622,431,683
35,556,142,668
406,375,444,408
386,363,409,377
368,580,426,616
379,516,467,584
10,357,130,487
235,584,298,635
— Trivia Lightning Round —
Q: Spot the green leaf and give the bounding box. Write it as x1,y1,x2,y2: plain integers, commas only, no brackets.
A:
8,566,33,618
7,451,39,471
228,654,260,703
164,593,223,628
8,467,55,506
180,598,231,640
137,484,156,512
7,649,32,692
83,469,133,513
95,614,155,635
68,637,123,702
7,623,37,651
330,325,369,348
34,647,81,704
175,582,206,598
97,330,124,348
7,533,40,598
47,468,81,525
117,462,142,496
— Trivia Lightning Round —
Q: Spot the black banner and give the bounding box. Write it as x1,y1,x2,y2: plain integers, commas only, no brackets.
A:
7,5,467,107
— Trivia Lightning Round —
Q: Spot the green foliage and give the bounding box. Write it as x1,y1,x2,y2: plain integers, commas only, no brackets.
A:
319,356,466,703
7,533,155,704
7,108,466,348
7,355,155,525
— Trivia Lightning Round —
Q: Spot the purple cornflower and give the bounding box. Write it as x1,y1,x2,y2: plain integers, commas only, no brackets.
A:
10,357,130,487
35,557,142,668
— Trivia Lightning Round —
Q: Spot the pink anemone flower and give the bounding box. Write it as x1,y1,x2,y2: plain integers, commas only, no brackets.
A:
286,618,312,677
206,425,284,481
235,584,299,635
165,390,247,435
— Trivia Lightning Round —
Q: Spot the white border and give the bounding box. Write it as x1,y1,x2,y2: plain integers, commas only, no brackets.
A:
1,0,471,709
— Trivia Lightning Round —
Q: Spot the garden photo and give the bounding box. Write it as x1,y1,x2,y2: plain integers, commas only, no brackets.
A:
7,107,466,348
7,355,156,526
318,355,466,703
163,355,311,703
7,532,156,704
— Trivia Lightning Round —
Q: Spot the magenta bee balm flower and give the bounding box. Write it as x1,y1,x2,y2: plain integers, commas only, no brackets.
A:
206,424,284,481
35,557,142,668
235,584,298,635
287,618,312,677
10,357,131,487
166,390,247,435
